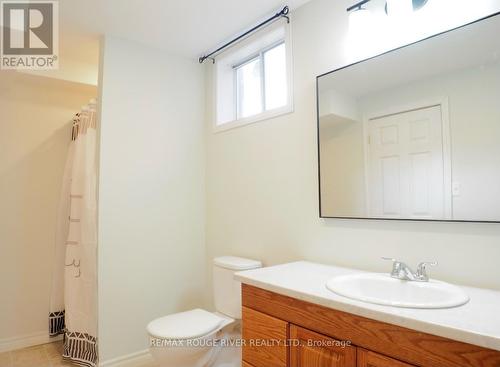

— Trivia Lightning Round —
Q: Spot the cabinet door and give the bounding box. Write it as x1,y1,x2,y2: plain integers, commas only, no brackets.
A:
357,348,416,367
290,325,356,367
242,306,288,367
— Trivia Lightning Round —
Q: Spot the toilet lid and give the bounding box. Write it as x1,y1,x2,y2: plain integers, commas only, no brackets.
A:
147,309,224,340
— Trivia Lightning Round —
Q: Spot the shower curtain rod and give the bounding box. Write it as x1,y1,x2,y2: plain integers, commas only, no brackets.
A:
198,5,290,64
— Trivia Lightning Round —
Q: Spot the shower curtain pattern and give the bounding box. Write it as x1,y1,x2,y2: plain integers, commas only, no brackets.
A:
49,310,65,336
50,103,98,367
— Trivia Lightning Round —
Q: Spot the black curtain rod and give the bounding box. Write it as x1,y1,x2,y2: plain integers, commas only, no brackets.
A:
199,5,290,64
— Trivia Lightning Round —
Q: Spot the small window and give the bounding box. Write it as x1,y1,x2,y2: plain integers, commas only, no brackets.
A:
235,42,287,120
214,23,292,131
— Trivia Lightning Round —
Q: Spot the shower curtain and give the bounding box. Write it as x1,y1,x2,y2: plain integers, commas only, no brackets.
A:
50,100,98,367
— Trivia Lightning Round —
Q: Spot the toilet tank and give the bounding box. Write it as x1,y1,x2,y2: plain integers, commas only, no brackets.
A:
213,256,262,319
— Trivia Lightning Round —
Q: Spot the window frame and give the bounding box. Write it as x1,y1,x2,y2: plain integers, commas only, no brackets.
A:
213,24,294,133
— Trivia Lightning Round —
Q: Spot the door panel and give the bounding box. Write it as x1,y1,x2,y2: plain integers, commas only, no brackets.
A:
381,155,401,215
290,325,356,367
368,105,445,219
409,151,431,214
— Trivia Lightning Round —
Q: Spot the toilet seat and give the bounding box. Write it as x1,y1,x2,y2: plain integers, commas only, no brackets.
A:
147,309,225,340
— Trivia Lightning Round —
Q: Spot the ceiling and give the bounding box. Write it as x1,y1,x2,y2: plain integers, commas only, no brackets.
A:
18,0,314,85
59,0,312,61
51,0,315,84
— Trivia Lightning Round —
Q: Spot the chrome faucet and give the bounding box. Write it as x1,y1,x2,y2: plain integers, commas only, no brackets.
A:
382,258,437,282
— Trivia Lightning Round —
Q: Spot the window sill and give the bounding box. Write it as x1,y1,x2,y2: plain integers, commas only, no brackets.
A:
213,104,294,133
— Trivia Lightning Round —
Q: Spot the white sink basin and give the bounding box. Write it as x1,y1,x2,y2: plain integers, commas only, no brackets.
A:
326,273,469,309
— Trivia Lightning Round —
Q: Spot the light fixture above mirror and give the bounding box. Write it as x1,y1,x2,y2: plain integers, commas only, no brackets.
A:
347,0,429,19
347,0,372,34
385,0,429,15
385,0,413,16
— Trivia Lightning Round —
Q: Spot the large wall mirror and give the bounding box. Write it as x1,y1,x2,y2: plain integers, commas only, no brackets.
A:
317,14,500,222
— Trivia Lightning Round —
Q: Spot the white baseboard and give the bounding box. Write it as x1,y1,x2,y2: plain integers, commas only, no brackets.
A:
100,349,153,367
0,332,63,353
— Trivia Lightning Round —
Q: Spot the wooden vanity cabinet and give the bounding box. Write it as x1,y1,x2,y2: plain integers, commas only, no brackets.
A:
242,312,410,367
241,284,500,367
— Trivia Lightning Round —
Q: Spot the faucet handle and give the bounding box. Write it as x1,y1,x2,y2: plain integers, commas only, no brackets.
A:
416,261,438,281
381,257,402,277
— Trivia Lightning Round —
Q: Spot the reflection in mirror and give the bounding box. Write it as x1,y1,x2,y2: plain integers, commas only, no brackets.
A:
318,14,500,222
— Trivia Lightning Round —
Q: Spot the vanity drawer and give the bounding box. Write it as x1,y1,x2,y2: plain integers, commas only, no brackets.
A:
290,325,356,367
358,348,416,367
242,306,288,367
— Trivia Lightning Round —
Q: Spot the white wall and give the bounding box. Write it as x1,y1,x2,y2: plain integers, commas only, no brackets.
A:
97,36,207,362
205,0,500,293
0,72,96,348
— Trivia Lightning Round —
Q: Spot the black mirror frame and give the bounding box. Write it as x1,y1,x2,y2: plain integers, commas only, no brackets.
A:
316,11,500,223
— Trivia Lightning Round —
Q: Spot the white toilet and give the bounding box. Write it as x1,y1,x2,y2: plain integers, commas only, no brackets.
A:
147,256,262,367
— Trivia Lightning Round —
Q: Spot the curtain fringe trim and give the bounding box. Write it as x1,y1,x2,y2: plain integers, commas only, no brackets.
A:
63,331,98,367
49,310,65,336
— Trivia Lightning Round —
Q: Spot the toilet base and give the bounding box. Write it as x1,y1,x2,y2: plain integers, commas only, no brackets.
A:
149,321,241,367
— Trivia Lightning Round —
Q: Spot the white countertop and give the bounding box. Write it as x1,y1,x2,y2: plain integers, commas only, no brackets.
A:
235,261,500,351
